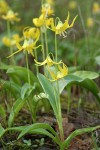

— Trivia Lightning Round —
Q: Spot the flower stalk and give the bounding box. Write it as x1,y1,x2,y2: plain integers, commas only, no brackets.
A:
34,49,39,73
25,51,31,89
7,21,15,64
44,29,49,57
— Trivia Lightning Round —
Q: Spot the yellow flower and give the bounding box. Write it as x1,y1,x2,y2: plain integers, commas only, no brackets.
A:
12,34,23,41
46,0,54,6
0,0,10,15
23,27,40,40
86,17,94,28
7,38,41,58
2,34,23,47
45,18,53,26
33,13,53,29
68,1,77,10
47,62,68,81
92,2,100,14
35,54,68,81
41,3,54,16
2,10,20,22
33,14,45,27
34,55,62,67
48,12,77,37
2,37,10,47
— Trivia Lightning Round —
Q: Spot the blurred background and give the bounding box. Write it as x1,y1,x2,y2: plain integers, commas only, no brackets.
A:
0,0,100,72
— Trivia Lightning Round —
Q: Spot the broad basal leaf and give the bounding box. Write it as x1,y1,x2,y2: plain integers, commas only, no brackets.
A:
5,66,37,84
37,73,59,117
54,71,100,103
61,125,100,150
8,98,27,127
0,124,5,138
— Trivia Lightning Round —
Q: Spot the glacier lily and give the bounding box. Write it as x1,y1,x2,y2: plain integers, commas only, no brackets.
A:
34,55,62,67
2,9,20,22
41,3,54,16
48,12,77,37
2,34,23,47
7,38,41,58
23,27,40,40
47,62,68,81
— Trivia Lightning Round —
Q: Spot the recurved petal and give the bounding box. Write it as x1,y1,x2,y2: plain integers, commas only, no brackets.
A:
34,59,47,66
69,15,78,28
7,49,22,58
16,42,22,49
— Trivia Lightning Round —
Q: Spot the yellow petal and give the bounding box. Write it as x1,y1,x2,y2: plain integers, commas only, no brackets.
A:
16,42,22,49
34,55,62,67
69,15,78,28
47,67,57,81
34,59,47,66
7,49,22,58
33,14,45,27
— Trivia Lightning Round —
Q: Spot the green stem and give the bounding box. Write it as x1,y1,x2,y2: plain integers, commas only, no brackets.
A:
25,52,36,123
7,21,15,65
44,29,49,57
41,0,44,6
41,31,45,61
41,31,45,74
34,49,39,73
67,86,71,114
55,32,58,62
25,51,31,88
92,133,99,150
26,99,36,123
56,81,64,142
54,20,63,141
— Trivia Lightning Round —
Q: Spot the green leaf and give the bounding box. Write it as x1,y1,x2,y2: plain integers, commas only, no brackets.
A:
54,71,100,103
37,73,58,117
6,123,60,145
0,124,5,138
0,64,37,85
21,83,30,99
18,123,56,138
8,98,27,127
21,83,36,99
95,56,100,66
6,66,37,85
61,126,100,150
17,123,61,145
0,79,21,97
73,71,99,79
30,128,56,141
0,105,6,119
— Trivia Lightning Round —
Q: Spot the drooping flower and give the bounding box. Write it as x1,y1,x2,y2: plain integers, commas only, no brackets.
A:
47,63,68,81
33,14,45,27
68,0,77,10
33,13,53,29
41,3,54,16
48,12,77,37
46,0,54,6
92,2,100,14
34,55,62,67
2,37,11,47
45,17,53,27
0,0,10,15
2,34,23,47
35,54,68,81
23,27,40,40
2,9,20,22
86,17,94,28
7,38,41,58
